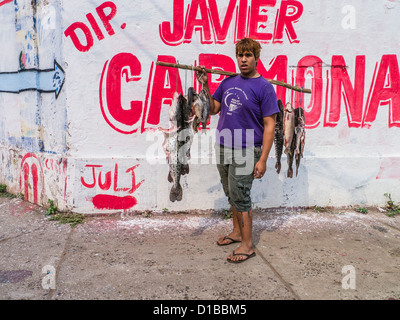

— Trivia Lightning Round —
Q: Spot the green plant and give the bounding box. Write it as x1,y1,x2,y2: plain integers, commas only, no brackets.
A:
48,213,84,228
384,193,400,217
0,185,19,199
46,199,58,215
142,210,152,218
311,205,332,213
355,207,368,214
223,210,232,220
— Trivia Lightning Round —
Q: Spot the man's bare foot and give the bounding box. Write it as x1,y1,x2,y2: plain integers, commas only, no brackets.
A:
216,232,241,246
227,244,255,263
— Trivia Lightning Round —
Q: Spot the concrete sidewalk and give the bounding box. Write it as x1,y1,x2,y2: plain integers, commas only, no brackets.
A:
0,196,399,300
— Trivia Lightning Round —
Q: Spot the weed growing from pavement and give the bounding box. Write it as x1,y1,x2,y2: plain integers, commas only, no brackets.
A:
355,207,368,214
46,199,57,215
48,213,85,228
46,198,84,228
0,184,23,199
384,193,400,217
142,210,152,218
222,210,232,219
311,205,333,214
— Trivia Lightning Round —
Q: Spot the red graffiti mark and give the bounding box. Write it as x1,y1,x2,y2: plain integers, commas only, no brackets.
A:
23,163,29,201
19,153,45,204
45,158,67,175
376,158,400,181
31,164,38,204
0,0,13,8
92,195,138,210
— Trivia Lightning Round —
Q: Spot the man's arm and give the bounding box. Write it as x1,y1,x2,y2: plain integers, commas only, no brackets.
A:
197,66,221,115
254,114,276,179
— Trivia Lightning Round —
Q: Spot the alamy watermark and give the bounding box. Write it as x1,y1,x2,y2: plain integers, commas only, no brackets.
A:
341,265,356,290
42,265,56,290
341,5,356,30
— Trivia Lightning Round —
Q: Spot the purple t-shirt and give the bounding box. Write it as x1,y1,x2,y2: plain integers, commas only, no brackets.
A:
213,75,279,148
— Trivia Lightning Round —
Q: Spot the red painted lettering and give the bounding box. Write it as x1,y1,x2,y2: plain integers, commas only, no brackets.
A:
273,0,303,43
65,1,120,52
159,0,185,46
159,0,303,45
80,165,102,189
64,22,94,52
86,12,105,41
98,171,112,191
363,54,400,128
295,56,323,129
326,55,365,128
198,53,236,94
96,1,117,36
257,56,288,104
235,0,248,41
248,0,276,41
208,0,236,44
146,56,183,126
184,0,212,44
100,53,143,134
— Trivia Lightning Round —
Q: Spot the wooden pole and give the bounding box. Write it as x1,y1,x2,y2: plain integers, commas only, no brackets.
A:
156,61,312,94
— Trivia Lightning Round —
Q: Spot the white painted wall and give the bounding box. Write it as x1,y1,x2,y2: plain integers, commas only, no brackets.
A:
1,0,399,214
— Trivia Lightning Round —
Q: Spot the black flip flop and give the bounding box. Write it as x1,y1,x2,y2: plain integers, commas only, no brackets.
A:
217,236,240,246
227,250,256,263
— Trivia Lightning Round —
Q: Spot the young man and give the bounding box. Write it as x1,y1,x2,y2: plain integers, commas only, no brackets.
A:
196,38,279,263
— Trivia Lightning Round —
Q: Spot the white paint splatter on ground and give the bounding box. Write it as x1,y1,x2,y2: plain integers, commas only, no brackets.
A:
79,208,399,236
117,215,229,234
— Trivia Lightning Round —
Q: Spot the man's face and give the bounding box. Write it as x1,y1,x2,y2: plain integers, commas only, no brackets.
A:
236,50,258,77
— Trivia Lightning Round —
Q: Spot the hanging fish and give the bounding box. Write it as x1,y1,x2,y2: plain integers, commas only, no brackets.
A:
163,130,183,202
274,100,284,174
286,138,296,178
178,94,193,176
294,108,306,177
283,102,295,151
192,88,210,133
159,91,196,202
283,102,296,178
164,91,184,132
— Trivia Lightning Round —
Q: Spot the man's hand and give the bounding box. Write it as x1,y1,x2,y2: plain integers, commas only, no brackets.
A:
254,160,266,179
196,66,208,85
195,66,221,115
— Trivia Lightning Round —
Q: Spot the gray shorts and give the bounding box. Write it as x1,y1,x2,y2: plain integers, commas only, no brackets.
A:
215,144,262,212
